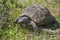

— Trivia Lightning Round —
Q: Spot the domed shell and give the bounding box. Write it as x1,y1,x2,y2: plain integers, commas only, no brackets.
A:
20,4,55,25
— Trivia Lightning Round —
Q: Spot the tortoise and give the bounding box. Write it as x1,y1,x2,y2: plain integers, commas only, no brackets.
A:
14,4,58,35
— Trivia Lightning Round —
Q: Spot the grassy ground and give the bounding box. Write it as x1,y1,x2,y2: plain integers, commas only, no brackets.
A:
0,0,60,40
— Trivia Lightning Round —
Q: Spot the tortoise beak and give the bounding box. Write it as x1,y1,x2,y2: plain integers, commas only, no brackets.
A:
13,18,18,24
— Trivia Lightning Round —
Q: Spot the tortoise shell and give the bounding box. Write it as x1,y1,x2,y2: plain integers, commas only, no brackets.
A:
20,4,55,25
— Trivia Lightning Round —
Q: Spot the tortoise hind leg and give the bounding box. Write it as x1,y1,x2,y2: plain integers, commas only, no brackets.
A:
52,21,59,30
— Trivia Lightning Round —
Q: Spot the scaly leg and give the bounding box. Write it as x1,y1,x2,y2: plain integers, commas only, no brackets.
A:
30,21,39,35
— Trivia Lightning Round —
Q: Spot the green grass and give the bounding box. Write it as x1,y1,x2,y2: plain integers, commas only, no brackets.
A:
0,0,60,40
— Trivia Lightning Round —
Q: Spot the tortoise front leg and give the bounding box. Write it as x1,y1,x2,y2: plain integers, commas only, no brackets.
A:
30,21,39,35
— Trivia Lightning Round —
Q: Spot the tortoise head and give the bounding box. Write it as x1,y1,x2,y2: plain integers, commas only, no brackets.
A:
14,16,31,25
